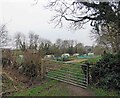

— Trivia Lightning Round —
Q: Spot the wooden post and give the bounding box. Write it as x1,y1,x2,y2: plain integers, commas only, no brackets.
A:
41,63,43,79
43,60,46,79
41,59,46,80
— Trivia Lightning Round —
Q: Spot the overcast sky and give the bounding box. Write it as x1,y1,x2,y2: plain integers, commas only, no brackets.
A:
0,0,94,46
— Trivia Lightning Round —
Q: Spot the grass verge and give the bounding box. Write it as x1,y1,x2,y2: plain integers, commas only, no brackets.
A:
13,79,70,96
90,86,120,96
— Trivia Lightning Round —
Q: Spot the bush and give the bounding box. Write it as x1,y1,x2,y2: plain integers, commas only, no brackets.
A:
13,49,45,81
21,62,37,80
2,58,10,67
90,52,120,90
22,50,43,81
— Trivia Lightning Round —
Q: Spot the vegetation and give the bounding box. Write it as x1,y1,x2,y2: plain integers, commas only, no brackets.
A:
47,0,120,52
13,57,120,96
14,79,70,96
90,52,120,94
1,0,120,96
91,86,120,96
2,73,25,96
2,74,15,92
14,32,94,57
21,50,43,81
0,24,10,47
86,56,101,64
47,1,120,28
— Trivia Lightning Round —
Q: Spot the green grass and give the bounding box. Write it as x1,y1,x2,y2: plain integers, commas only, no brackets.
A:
14,58,86,96
15,57,115,96
13,79,70,96
91,87,120,96
86,56,101,64
14,80,57,96
47,60,86,87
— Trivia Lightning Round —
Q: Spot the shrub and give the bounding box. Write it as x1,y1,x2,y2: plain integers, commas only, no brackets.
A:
2,58,10,67
14,49,45,81
22,50,43,81
90,52,120,90
21,62,37,80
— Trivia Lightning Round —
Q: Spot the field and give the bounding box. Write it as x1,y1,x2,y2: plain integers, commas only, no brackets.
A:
2,56,120,96
13,58,92,96
14,80,71,96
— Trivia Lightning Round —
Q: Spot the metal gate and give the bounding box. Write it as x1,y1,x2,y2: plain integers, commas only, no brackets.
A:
46,63,90,88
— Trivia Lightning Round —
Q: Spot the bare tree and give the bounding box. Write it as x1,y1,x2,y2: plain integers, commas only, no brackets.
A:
29,32,39,50
14,32,26,51
46,0,120,30
55,38,63,48
38,38,52,55
46,0,120,52
93,44,108,55
0,24,9,47
75,42,86,54
91,22,120,52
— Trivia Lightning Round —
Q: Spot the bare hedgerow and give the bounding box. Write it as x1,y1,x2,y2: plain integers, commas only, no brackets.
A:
22,49,45,81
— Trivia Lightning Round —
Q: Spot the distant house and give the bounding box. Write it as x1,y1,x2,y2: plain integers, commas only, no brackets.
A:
88,53,94,56
83,54,87,56
44,55,55,59
61,53,70,58
73,53,79,56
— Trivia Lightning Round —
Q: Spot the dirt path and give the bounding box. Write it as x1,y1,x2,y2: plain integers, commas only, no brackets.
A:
65,83,95,96
65,59,87,63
